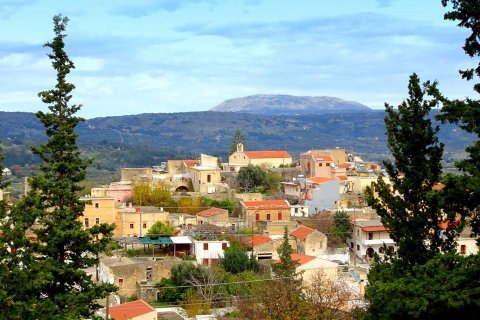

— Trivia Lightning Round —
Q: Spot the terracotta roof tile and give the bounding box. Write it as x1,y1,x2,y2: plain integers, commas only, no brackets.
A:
314,155,333,161
361,226,388,232
183,160,200,168
291,253,316,266
244,150,291,159
291,226,315,241
105,299,155,320
197,207,228,217
432,183,445,191
336,175,348,180
307,177,336,184
242,200,290,209
250,234,272,247
340,163,352,169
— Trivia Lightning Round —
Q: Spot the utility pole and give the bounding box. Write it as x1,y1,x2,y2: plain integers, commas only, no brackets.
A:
105,294,110,319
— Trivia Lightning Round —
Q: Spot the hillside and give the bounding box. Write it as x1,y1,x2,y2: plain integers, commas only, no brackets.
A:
210,94,372,115
0,110,473,172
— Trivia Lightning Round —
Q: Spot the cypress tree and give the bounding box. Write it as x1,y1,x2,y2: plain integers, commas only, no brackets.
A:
366,73,449,269
0,15,115,319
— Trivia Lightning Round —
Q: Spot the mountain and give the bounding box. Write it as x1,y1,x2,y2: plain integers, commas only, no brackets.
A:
210,94,372,115
0,110,472,172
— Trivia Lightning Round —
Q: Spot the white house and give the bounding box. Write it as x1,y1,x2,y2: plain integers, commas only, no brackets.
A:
348,219,395,262
304,177,340,214
193,240,230,267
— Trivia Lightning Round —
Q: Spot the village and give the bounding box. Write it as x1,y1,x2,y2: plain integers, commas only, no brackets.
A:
23,143,468,319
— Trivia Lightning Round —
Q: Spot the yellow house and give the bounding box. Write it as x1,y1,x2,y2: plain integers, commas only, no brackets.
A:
116,206,170,238
240,199,291,229
229,143,292,169
81,196,118,231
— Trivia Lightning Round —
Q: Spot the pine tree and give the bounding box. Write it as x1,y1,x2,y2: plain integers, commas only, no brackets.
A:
366,73,449,268
229,129,245,155
272,227,297,278
0,15,115,319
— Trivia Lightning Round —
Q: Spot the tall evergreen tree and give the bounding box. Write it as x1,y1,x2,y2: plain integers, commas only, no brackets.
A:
366,74,447,268
272,227,297,278
432,0,480,243
229,129,245,155
0,15,115,319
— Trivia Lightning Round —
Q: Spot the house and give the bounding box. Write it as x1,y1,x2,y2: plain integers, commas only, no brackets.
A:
102,299,157,320
244,234,275,260
99,256,179,300
168,213,197,228
189,154,223,193
228,143,292,170
290,204,309,217
193,239,230,267
197,207,229,227
291,225,328,256
279,253,338,283
240,199,291,229
304,177,340,214
81,196,118,232
348,219,395,262
116,206,169,238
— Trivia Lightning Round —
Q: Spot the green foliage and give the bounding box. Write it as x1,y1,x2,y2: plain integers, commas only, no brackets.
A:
237,164,266,193
334,210,351,243
146,221,174,236
220,241,259,274
366,73,449,268
156,278,181,303
230,129,245,155
272,227,297,278
366,252,480,320
132,181,177,209
0,15,115,319
201,197,235,214
264,170,282,194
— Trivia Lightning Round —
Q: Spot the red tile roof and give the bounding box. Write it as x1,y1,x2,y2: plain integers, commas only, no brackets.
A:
432,183,445,191
105,299,155,320
291,253,316,266
336,175,348,180
242,200,290,209
314,155,333,162
250,234,272,247
197,207,228,217
308,177,336,184
361,226,388,232
183,160,200,168
340,163,352,169
291,226,315,241
244,150,291,159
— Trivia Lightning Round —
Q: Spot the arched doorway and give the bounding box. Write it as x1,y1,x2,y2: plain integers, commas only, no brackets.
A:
366,247,375,259
175,186,188,193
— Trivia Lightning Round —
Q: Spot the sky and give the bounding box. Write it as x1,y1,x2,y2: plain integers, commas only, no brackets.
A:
0,0,476,119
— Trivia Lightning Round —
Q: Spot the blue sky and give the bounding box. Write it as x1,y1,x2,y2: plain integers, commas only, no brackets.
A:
0,0,475,118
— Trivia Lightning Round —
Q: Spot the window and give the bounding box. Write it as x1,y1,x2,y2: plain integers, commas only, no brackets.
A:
460,245,466,255
130,223,134,229
143,223,147,229
356,244,360,251
84,218,89,228
94,203,99,208
146,267,152,281
118,278,124,287
203,243,209,250
207,174,211,183
357,229,360,236
350,242,354,248
95,218,100,225
368,232,373,240
277,212,282,220
319,163,322,167
255,213,260,221
222,243,227,250
294,208,298,213
266,213,271,221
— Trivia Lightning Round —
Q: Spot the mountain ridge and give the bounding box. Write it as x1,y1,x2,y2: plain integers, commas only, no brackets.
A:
210,94,372,115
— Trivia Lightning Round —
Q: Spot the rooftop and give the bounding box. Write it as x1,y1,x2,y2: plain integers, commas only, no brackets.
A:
197,207,228,217
308,176,337,184
244,150,291,159
291,225,315,241
241,199,290,210
104,299,155,320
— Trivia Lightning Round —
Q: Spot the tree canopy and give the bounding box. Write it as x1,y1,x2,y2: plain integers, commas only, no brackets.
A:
146,221,174,236
220,241,259,274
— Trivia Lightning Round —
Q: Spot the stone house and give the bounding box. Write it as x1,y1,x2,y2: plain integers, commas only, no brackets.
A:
291,225,328,256
240,199,291,230
196,207,229,227
99,256,179,301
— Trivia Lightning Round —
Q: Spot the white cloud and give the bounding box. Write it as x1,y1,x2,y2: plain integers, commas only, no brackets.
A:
73,57,105,72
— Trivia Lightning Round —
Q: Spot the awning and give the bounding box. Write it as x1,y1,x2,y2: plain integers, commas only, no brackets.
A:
139,236,173,245
170,236,192,244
